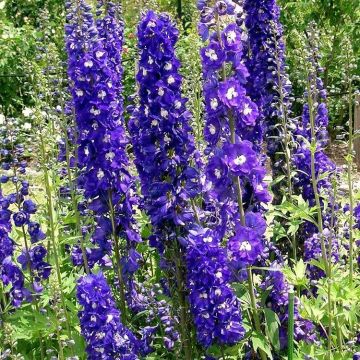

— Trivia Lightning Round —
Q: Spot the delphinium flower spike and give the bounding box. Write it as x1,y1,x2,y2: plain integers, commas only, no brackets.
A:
65,0,141,322
292,24,337,276
130,8,246,354
129,11,198,358
198,2,272,358
0,117,50,306
292,23,338,353
244,0,294,199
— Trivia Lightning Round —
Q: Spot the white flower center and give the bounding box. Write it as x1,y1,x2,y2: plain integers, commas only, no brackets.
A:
151,119,158,127
84,60,93,68
105,152,115,161
167,75,175,84
205,48,218,61
243,103,252,115
203,236,213,243
214,168,222,179
97,169,104,180
215,271,222,278
164,62,172,70
226,30,237,43
158,87,164,96
161,108,168,118
215,289,222,296
209,124,216,135
226,86,238,100
148,56,154,64
98,90,106,99
76,89,84,97
96,51,104,58
210,98,218,110
234,155,246,165
239,241,252,252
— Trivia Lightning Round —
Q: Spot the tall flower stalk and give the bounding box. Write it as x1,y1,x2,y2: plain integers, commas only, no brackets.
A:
198,2,272,359
293,24,338,355
244,0,297,260
129,11,199,358
65,0,141,323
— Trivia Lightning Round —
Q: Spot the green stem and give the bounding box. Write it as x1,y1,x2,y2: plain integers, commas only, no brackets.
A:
347,78,354,284
39,133,72,340
334,309,342,352
307,76,332,355
108,190,127,324
63,124,90,274
287,290,294,360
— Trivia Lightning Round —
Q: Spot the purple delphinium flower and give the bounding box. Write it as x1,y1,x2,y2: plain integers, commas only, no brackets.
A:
65,0,141,273
187,227,245,347
244,0,293,163
129,11,198,240
198,0,271,263
77,272,139,359
130,10,245,350
0,118,50,305
0,190,31,307
127,280,180,354
292,24,338,263
304,229,339,281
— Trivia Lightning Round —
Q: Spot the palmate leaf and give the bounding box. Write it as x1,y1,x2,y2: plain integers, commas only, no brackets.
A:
282,259,308,288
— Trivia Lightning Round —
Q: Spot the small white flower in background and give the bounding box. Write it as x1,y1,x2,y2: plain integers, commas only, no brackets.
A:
0,113,5,125
22,123,32,131
22,107,33,118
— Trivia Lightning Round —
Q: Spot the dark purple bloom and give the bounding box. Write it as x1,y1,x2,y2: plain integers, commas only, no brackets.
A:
13,211,29,227
66,0,141,270
23,199,37,214
224,141,258,176
77,272,139,359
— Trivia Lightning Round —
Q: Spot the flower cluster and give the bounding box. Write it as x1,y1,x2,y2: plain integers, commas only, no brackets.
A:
65,0,140,270
0,118,50,305
197,0,271,269
130,10,246,350
127,280,180,353
77,272,139,359
244,0,295,202
0,189,30,307
244,0,292,145
129,10,198,249
187,226,245,347
292,26,336,206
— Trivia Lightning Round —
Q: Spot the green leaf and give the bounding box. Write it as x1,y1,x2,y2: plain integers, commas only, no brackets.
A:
251,332,273,359
264,308,280,352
